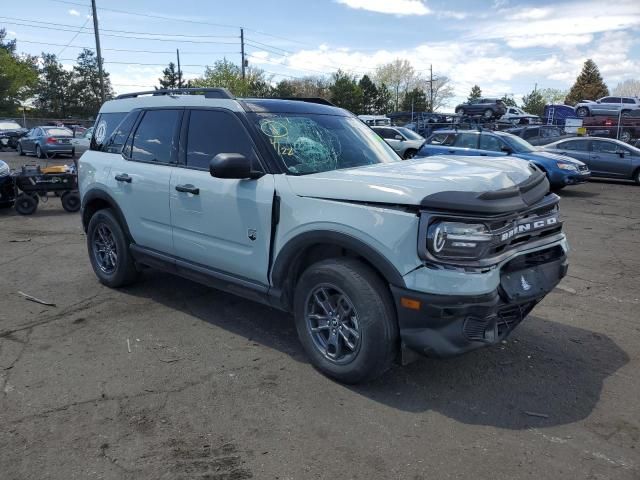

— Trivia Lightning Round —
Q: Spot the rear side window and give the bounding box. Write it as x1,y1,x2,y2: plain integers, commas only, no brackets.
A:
592,141,625,154
453,133,479,149
623,98,635,104
376,128,398,139
90,112,127,151
558,140,588,151
522,128,539,140
479,134,503,152
185,110,257,170
427,133,456,146
130,110,181,164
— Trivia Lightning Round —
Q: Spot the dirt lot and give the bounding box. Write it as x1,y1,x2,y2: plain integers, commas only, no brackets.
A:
1,150,639,479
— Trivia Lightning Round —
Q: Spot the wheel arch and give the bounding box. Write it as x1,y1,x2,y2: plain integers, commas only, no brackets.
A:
81,189,132,241
271,230,406,310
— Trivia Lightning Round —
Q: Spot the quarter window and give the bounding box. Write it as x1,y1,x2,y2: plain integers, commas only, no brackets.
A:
90,112,127,151
186,110,257,170
104,111,139,155
130,109,180,164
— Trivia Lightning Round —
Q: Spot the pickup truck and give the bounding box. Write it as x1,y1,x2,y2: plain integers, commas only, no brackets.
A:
581,111,640,143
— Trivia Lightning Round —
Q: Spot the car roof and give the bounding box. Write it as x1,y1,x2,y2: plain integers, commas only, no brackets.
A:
240,98,350,116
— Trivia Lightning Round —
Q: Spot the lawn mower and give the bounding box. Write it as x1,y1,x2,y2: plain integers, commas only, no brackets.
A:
12,163,80,215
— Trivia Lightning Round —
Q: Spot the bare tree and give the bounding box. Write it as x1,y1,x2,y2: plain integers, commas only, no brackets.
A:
612,79,640,97
374,59,415,111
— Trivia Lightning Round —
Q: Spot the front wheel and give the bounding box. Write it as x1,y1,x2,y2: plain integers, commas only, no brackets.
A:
634,169,640,185
293,259,398,384
36,145,44,159
17,143,25,156
619,130,632,143
87,208,139,288
483,109,493,119
15,193,38,215
576,107,589,117
403,149,417,160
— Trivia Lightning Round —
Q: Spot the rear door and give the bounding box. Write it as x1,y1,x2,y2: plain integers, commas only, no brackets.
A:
110,108,181,255
169,108,274,285
590,140,633,177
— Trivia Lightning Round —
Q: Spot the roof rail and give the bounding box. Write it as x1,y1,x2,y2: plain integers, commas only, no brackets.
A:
278,97,336,107
115,88,234,100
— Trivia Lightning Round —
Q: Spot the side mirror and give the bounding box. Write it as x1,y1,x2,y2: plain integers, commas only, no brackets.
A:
501,146,513,155
394,135,404,141
209,153,263,179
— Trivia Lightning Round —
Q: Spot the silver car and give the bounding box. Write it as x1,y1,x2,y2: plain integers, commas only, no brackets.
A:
372,126,424,159
71,127,93,157
575,96,640,118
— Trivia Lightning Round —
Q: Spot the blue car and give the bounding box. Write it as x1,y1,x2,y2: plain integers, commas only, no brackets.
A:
418,129,591,189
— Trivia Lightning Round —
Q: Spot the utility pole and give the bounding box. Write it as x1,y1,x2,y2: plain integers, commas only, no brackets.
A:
240,28,246,80
429,64,434,113
91,0,105,103
176,49,182,88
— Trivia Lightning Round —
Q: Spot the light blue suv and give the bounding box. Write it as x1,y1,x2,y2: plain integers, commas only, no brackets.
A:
419,129,591,189
79,88,569,383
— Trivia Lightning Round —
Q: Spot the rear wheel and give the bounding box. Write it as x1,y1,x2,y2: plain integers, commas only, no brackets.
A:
621,110,631,117
483,109,493,119
403,149,417,160
15,193,38,215
87,208,139,287
36,145,44,159
633,168,640,185
619,130,632,143
293,259,398,384
61,191,81,212
576,107,589,117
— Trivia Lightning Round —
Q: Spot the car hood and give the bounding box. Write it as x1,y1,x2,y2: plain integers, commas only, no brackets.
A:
515,150,586,166
286,156,537,206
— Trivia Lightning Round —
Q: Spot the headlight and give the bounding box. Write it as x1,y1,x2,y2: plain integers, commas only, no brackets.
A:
0,162,9,177
556,162,578,171
427,221,492,260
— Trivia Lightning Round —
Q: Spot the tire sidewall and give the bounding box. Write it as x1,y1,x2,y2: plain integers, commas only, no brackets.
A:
87,209,134,287
576,107,588,117
61,191,81,212
36,145,42,158
293,260,397,383
15,194,37,215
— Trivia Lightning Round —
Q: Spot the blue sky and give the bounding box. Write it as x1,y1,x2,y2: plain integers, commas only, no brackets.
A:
2,0,640,108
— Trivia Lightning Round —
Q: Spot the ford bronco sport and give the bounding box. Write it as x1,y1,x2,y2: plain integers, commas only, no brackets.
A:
79,88,569,384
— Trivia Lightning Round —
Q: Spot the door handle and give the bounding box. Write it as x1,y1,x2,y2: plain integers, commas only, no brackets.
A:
115,173,132,183
175,184,200,195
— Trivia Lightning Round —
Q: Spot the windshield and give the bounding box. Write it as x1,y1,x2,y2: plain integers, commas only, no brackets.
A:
0,121,21,130
501,133,536,153
255,113,400,175
396,127,423,140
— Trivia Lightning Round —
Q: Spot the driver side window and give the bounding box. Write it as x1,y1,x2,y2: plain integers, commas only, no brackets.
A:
479,134,504,152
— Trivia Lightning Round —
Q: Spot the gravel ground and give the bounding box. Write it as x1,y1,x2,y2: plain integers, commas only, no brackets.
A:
1,150,639,479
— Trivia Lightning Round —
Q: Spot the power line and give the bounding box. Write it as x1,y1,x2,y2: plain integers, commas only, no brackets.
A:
57,15,91,56
15,39,239,55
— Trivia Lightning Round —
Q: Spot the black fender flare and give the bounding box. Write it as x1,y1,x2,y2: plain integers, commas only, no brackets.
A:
81,188,133,241
270,230,406,290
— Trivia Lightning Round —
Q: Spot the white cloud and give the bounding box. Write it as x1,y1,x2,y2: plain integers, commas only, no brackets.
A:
336,0,431,16
506,8,551,21
438,10,467,20
68,9,80,16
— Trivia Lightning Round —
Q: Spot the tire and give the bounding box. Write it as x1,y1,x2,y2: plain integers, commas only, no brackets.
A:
455,108,465,115
621,110,631,117
293,258,398,384
17,143,25,156
61,191,81,212
71,148,76,158
483,109,493,119
633,168,640,185
36,144,44,159
619,130,632,143
576,107,589,117
87,208,139,288
403,149,417,160
15,193,38,215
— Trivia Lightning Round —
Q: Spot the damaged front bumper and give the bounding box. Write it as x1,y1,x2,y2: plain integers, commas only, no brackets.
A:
391,246,568,360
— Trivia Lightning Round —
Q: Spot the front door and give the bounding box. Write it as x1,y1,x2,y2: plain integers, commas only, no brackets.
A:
109,108,182,255
170,109,275,285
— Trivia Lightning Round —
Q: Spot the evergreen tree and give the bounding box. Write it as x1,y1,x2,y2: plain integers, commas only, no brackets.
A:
358,75,378,114
68,49,114,117
401,88,427,112
35,53,72,117
374,82,393,114
521,89,545,117
158,62,181,89
467,84,482,102
500,94,517,107
565,59,609,105
190,58,270,97
329,70,363,113
271,80,296,97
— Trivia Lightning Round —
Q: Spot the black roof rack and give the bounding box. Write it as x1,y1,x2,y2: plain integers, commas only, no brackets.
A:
115,87,234,100
277,97,336,107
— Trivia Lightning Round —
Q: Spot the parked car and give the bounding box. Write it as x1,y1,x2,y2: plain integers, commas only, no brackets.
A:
79,87,569,384
581,111,640,143
358,115,390,127
372,126,424,159
419,129,590,189
574,96,640,118
0,159,15,208
71,126,93,157
501,107,540,124
0,119,28,149
541,137,640,184
454,98,507,119
505,125,575,146
17,126,75,158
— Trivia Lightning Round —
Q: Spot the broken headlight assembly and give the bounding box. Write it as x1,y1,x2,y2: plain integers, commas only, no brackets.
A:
426,221,493,260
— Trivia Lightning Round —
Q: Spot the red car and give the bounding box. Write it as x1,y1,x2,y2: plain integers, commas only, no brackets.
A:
582,111,640,143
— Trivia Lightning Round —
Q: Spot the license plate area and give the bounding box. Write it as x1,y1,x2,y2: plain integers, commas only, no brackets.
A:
500,257,566,302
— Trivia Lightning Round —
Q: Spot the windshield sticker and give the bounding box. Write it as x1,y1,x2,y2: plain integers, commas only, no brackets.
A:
260,120,288,138
94,120,107,144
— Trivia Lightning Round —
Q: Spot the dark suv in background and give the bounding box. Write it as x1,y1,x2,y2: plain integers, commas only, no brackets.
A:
455,98,507,119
